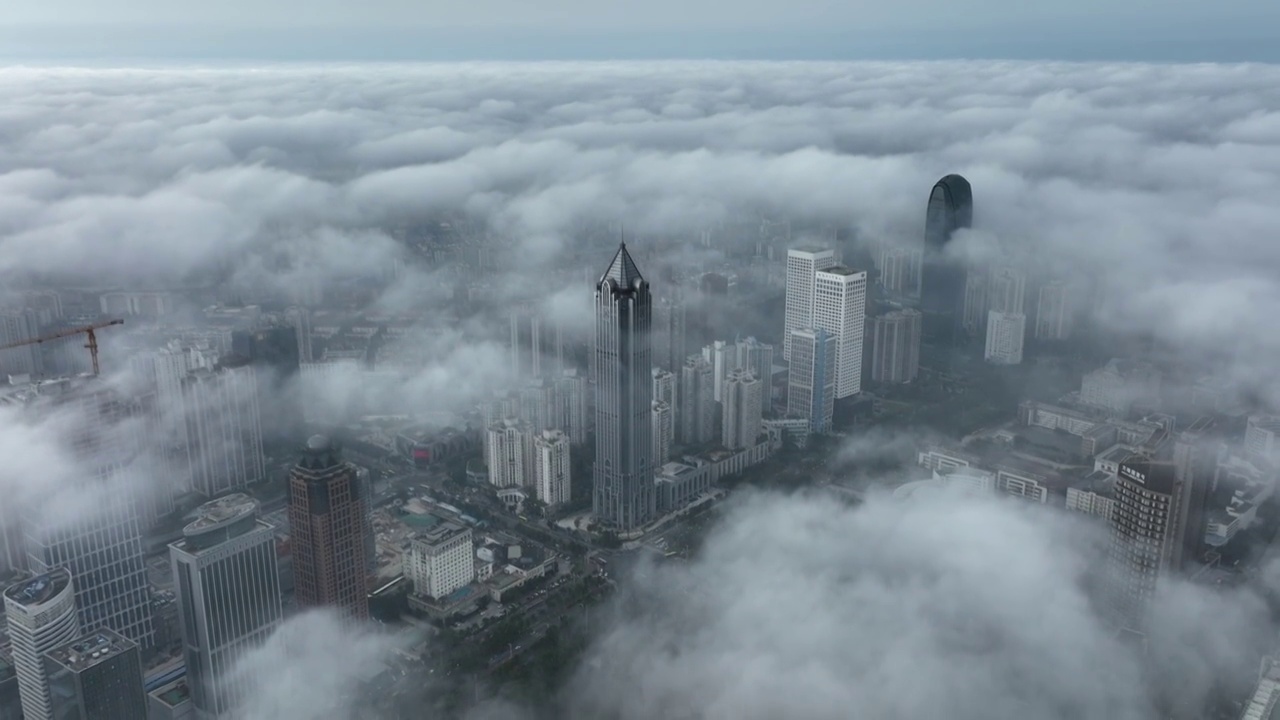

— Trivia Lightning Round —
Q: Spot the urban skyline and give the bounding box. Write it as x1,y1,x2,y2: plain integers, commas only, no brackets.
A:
1,49,1280,720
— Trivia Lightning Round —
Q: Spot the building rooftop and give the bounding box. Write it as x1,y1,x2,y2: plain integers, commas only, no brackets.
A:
657,462,701,480
0,374,100,407
599,242,645,289
1068,470,1116,496
1117,459,1177,494
3,568,71,608
416,520,469,547
1100,444,1135,464
149,677,191,708
44,630,136,672
306,434,333,452
173,519,276,556
1251,415,1280,433
788,245,832,255
184,493,257,535
818,265,865,277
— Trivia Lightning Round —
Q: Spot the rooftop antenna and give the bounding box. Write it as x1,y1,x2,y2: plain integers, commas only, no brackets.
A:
620,222,625,248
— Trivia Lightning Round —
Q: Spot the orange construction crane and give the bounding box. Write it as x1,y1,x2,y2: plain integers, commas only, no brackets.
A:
0,319,125,377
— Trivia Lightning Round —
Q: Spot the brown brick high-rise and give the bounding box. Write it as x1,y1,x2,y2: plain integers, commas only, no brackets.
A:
287,435,369,621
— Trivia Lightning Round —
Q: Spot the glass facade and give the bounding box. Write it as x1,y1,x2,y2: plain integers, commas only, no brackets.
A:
920,174,974,348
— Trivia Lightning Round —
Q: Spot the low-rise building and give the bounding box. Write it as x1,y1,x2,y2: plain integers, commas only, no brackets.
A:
1065,471,1116,521
405,520,474,601
147,677,193,720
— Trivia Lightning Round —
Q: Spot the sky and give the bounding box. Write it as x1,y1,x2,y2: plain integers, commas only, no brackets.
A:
0,0,1278,61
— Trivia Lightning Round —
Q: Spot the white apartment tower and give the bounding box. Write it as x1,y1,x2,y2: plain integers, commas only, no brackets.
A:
703,340,739,402
722,369,763,451
1246,415,1280,458
183,364,266,498
519,379,557,434
678,355,716,446
874,243,921,298
871,309,922,384
984,311,1026,365
533,429,572,506
986,266,1027,314
652,401,673,465
961,270,989,336
734,337,774,388
812,266,867,398
1034,280,1075,341
129,346,197,525
652,367,677,410
485,419,533,488
554,369,591,446
406,521,474,600
783,247,837,361
4,569,80,720
170,494,282,718
285,306,314,363
1080,359,1162,415
510,310,563,380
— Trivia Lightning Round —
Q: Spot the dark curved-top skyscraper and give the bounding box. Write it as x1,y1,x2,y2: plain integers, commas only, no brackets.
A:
924,174,973,251
920,174,974,349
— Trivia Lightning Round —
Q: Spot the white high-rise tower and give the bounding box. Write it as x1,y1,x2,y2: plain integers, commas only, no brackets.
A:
722,369,763,451
984,311,1026,365
783,247,836,361
4,569,80,720
812,266,868,398
533,429,572,506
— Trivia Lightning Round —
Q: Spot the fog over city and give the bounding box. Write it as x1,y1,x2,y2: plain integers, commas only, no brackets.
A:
1,60,1280,719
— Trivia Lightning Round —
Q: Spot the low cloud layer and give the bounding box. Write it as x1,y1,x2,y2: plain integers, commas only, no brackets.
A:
230,610,403,720
4,61,1280,399
563,489,1270,720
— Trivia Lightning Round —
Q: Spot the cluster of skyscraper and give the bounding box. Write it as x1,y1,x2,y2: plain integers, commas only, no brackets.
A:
480,312,590,507
922,356,1275,649
590,245,770,533
868,173,1083,370
1,371,372,720
782,248,868,432
587,175,998,532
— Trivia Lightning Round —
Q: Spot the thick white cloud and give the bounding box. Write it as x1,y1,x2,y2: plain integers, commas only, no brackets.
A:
2,62,1279,368
229,610,402,720
1,61,1279,717
563,489,1270,720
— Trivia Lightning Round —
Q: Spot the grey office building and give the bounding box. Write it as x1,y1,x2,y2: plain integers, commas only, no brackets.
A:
170,493,282,718
593,243,656,532
12,377,155,650
787,329,837,435
42,629,146,720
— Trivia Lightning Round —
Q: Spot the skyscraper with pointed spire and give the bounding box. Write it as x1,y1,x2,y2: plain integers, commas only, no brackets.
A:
593,242,656,532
